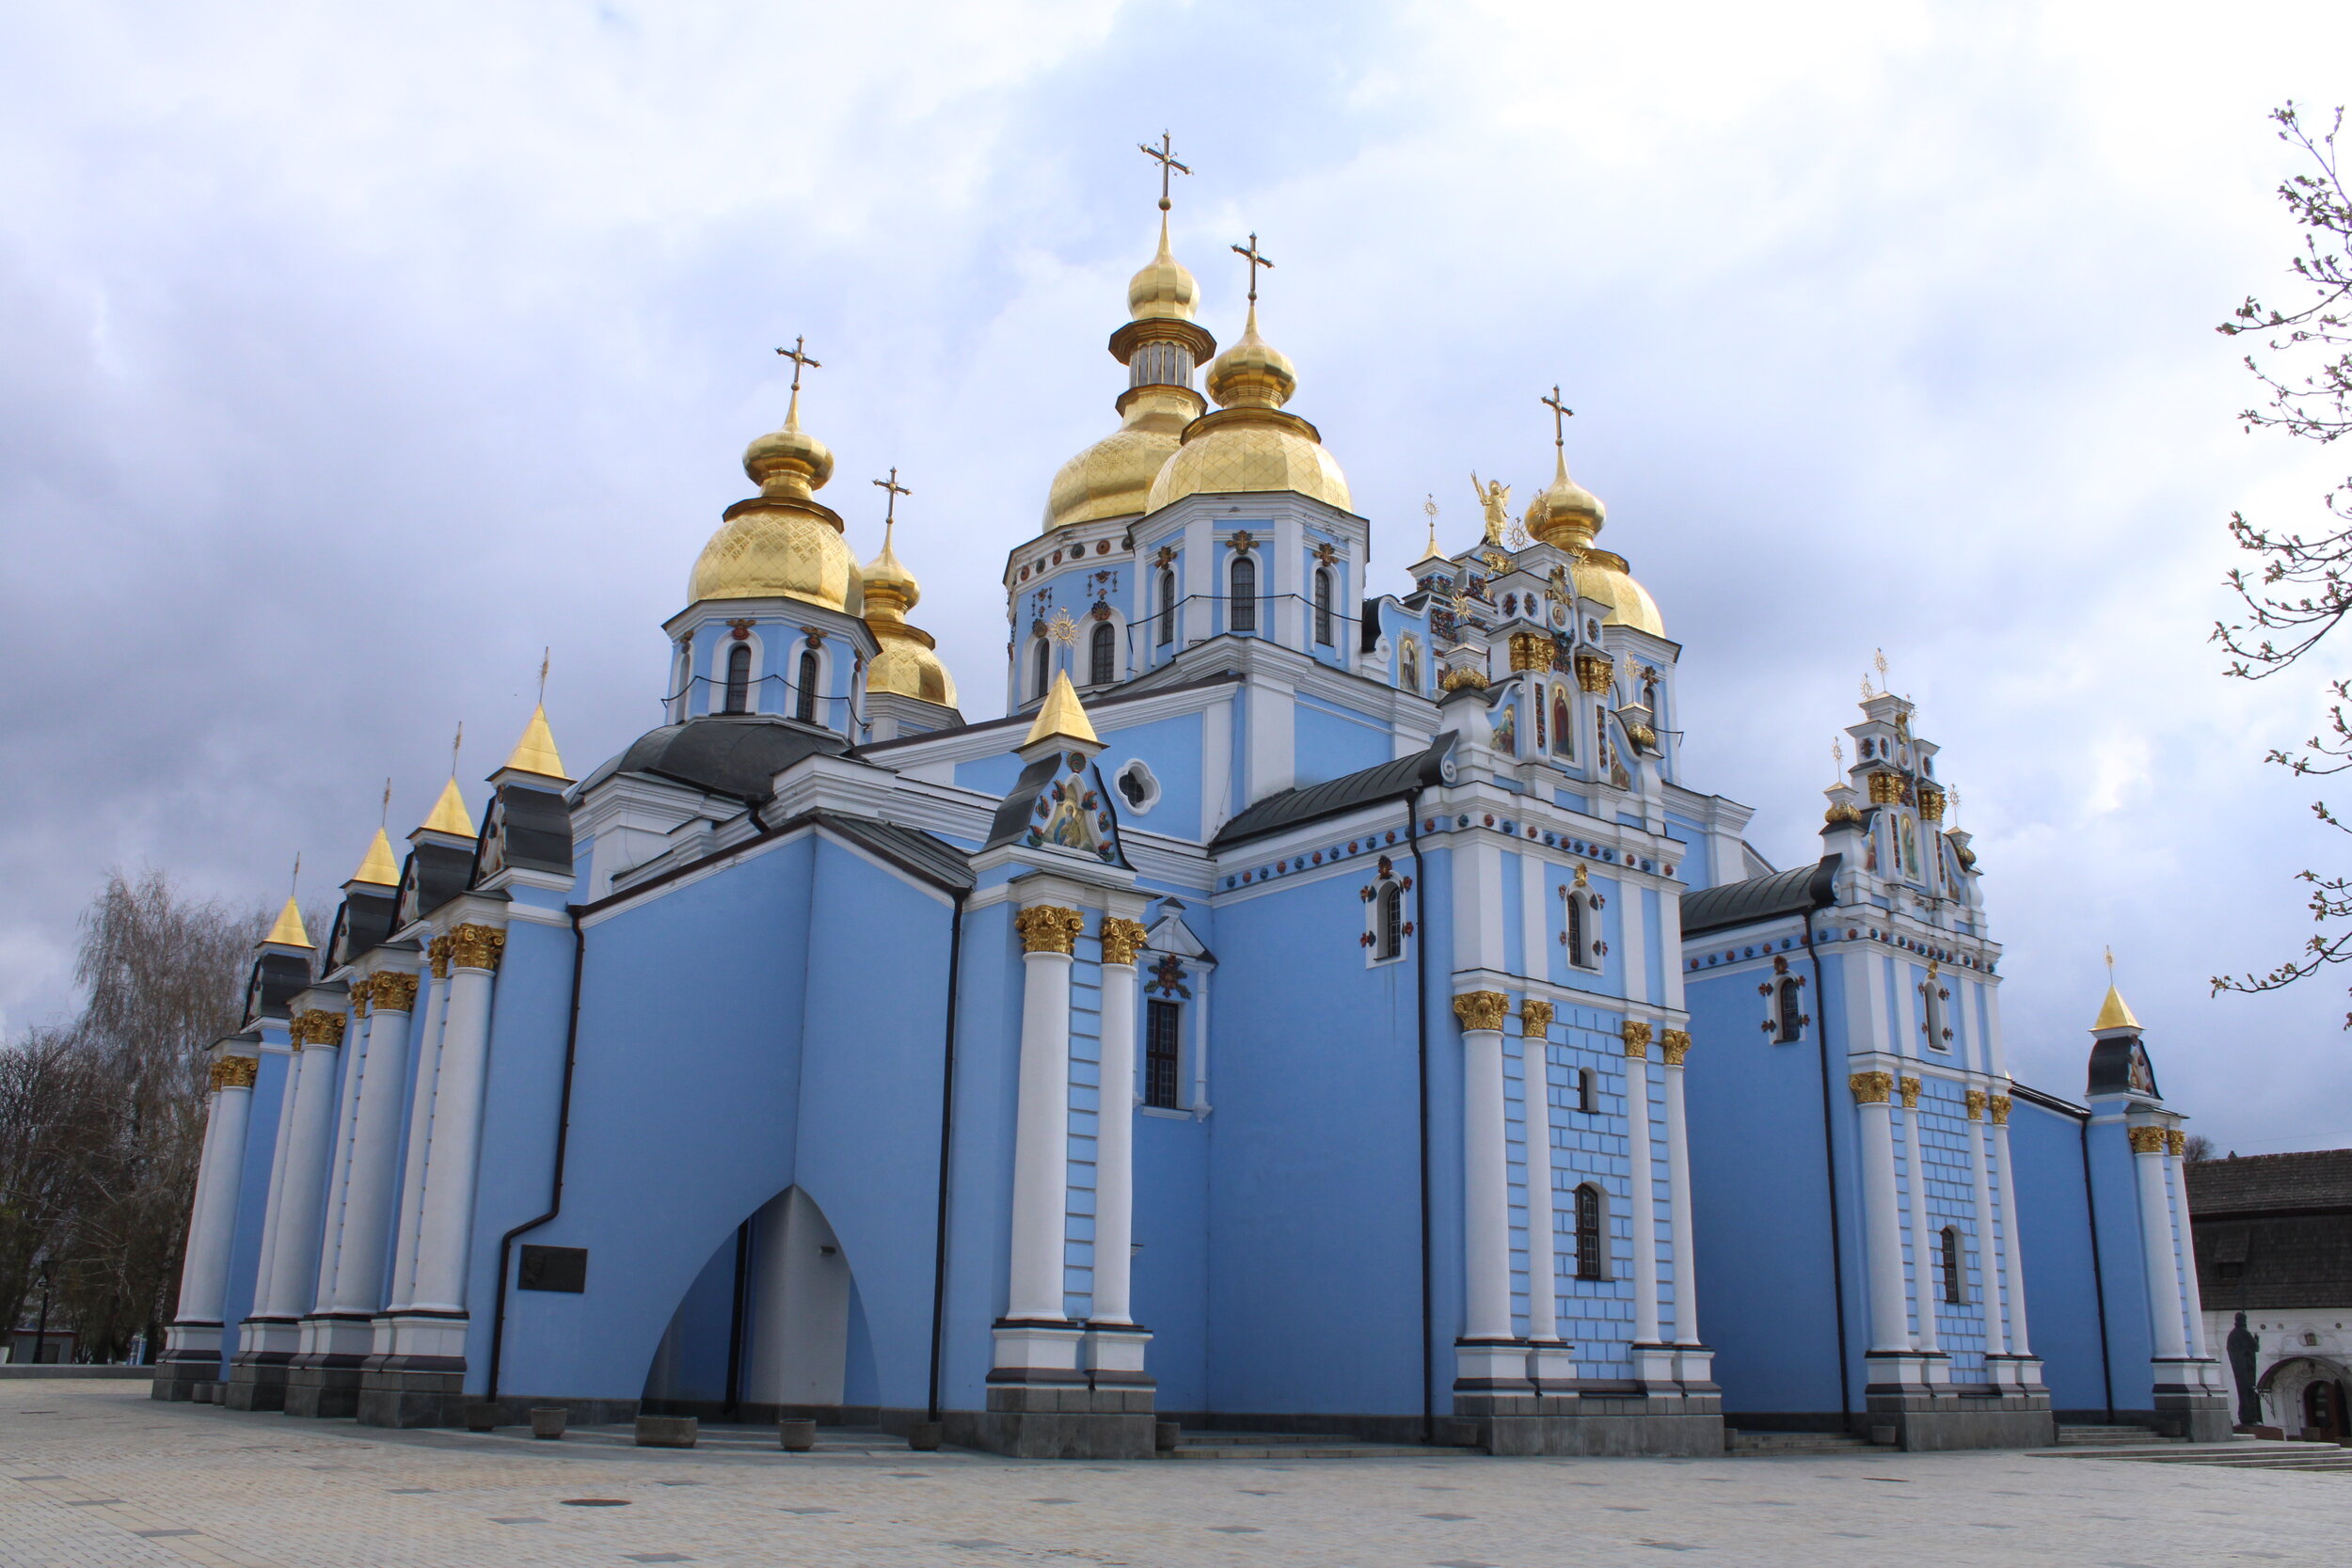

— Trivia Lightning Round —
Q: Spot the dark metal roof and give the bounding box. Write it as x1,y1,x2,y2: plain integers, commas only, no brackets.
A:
815,811,974,892
578,716,848,804
1209,736,1454,850
2190,1151,2352,1310
243,952,312,1022
479,781,573,879
1679,856,1842,938
2188,1149,2352,1217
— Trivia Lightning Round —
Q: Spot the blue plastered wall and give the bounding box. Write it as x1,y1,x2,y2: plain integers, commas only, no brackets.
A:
2004,1097,2117,1416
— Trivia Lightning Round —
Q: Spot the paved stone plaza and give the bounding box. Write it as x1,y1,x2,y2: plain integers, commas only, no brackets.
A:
0,1383,2340,1567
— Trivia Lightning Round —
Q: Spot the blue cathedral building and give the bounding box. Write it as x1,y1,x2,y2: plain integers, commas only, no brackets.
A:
156,191,2230,1458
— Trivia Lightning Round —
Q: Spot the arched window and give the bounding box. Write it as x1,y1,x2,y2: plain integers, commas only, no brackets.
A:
795,648,819,723
1399,638,1420,694
1313,566,1334,645
1374,881,1404,961
1775,975,1805,1043
1230,554,1257,634
1574,1184,1607,1279
1939,1226,1964,1304
1031,637,1051,701
723,642,753,714
1157,567,1177,646
1564,890,1591,970
1577,1068,1596,1115
1922,973,1951,1050
1089,620,1116,686
1145,998,1183,1110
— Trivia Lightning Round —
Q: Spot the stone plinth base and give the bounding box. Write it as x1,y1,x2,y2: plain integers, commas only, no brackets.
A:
1458,1381,1725,1456
283,1363,365,1419
957,1383,1157,1460
152,1323,223,1401
357,1369,467,1429
1865,1382,2056,1451
2153,1381,2233,1443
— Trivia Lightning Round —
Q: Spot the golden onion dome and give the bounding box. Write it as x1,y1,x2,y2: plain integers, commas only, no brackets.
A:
1524,448,1607,552
1043,387,1195,531
861,523,957,707
688,387,863,614
1573,547,1665,637
1146,304,1351,513
1127,214,1200,323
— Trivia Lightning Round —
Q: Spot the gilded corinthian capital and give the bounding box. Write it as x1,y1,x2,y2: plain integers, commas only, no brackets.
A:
1621,1020,1655,1058
291,1009,346,1050
2167,1129,2187,1158
1519,999,1555,1038
1849,1070,1893,1104
1099,917,1149,967
348,975,373,1017
427,934,453,979
1014,904,1085,956
209,1056,259,1091
447,923,507,973
1661,1028,1692,1067
1452,990,1511,1034
2128,1125,2167,1155
1989,1094,2011,1126
1965,1088,1987,1121
1899,1074,1921,1108
371,971,421,1013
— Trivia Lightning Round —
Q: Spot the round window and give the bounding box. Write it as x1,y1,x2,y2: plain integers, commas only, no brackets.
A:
1114,758,1160,816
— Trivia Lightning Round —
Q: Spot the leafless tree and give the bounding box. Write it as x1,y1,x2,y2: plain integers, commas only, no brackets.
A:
2215,103,2352,1020
2183,1132,2217,1164
0,870,266,1360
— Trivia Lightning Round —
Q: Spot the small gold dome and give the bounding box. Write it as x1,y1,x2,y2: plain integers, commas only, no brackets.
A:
1127,214,1200,324
862,525,957,707
1043,386,1196,531
1524,449,1607,552
1146,304,1351,514
1573,547,1665,637
689,388,863,614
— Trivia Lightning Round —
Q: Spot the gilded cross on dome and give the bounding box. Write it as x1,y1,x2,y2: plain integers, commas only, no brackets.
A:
871,467,911,522
1542,384,1575,448
775,335,821,390
1231,232,1275,304
1139,131,1191,212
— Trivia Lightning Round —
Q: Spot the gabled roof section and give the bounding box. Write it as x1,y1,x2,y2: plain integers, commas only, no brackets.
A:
2186,1148,2352,1217
1209,735,1454,850
1680,855,1842,939
578,716,849,805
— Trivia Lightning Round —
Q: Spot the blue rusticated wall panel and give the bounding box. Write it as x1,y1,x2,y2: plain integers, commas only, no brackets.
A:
480,837,816,1402
1683,951,1848,1416
1204,837,1431,1418
2005,1098,2110,1415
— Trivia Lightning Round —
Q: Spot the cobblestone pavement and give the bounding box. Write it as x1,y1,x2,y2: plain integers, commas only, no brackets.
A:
1,1383,2340,1567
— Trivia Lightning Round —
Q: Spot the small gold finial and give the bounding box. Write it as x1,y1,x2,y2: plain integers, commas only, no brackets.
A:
1832,736,1845,781
1024,670,1100,747
1139,131,1190,214
353,827,400,887
2092,947,2141,1032
1231,231,1274,307
265,895,311,949
1422,494,1440,558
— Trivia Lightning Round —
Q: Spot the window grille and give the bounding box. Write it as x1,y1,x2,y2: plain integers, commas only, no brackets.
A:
1313,567,1334,645
1939,1226,1964,1304
1157,568,1176,646
1089,621,1116,686
1375,882,1404,960
1575,1184,1606,1279
724,643,753,714
796,648,819,723
1776,976,1804,1042
1145,999,1183,1110
1230,555,1257,634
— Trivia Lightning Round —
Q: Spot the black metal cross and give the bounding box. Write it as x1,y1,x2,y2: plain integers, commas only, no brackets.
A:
872,467,911,524
1231,232,1275,304
775,335,821,392
1139,132,1190,212
1542,385,1574,448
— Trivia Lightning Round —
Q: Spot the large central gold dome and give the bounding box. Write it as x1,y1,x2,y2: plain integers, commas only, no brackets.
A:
1145,304,1351,513
689,390,863,614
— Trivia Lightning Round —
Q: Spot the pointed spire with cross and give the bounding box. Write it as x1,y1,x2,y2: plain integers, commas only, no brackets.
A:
1231,232,1275,306
774,335,821,427
1542,385,1574,451
1139,131,1190,213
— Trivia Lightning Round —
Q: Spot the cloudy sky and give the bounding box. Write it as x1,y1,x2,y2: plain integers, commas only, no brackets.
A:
4,1,2347,1151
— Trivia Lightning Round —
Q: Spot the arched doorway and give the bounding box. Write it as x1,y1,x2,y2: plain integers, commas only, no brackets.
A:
2256,1354,2352,1442
642,1187,862,1420
2307,1376,2348,1443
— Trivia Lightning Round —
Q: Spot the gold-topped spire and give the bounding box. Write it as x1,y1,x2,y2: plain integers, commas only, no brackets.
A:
1128,133,1200,324
862,472,959,707
502,706,569,782
421,776,476,838
1024,670,1099,747
352,828,400,887
265,895,312,949
689,335,862,611
2093,947,2140,1032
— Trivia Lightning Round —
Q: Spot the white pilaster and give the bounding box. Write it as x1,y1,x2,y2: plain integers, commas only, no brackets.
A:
386,965,452,1313
1966,1095,2007,1356
2167,1141,2212,1358
1618,883,1649,1005
308,1006,371,1317
1521,1006,1560,1349
1625,1027,1661,1348
1899,1078,1940,1357
1991,1103,2032,1355
326,976,415,1316
1091,928,1140,1327
1458,1002,1513,1343
263,1026,343,1321
2133,1126,2188,1360
1006,911,1077,1324
173,1063,258,1327
1853,1072,1913,1353
1661,1032,1698,1346
408,927,504,1314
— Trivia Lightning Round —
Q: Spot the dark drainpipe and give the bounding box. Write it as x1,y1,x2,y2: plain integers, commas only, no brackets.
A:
487,909,586,1405
926,890,969,1423
1408,791,1436,1446
1802,887,1853,1423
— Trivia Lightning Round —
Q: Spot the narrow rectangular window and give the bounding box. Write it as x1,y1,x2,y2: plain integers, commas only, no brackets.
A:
1145,999,1183,1110
1575,1184,1606,1279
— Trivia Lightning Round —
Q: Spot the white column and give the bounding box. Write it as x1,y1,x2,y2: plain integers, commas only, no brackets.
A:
1521,1004,1560,1345
1625,1025,1661,1346
249,1042,301,1320
327,973,416,1315
309,1003,372,1313
262,1018,344,1320
409,926,505,1314
1455,993,1514,1343
1661,1031,1698,1345
2167,1134,2212,1359
173,1059,259,1324
1991,1097,2032,1354
2132,1125,2188,1360
1853,1070,1913,1353
387,960,452,1312
1899,1077,1939,1356
1966,1092,2007,1356
1006,905,1078,1323
1091,923,1141,1326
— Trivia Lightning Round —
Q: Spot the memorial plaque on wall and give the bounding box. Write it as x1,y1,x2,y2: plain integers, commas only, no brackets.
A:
517,1244,588,1292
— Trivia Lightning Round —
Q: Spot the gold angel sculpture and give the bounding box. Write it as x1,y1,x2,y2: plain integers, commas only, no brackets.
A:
1469,472,1512,546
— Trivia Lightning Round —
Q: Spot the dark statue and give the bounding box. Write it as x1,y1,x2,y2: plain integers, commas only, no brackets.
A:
2226,1310,2261,1427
